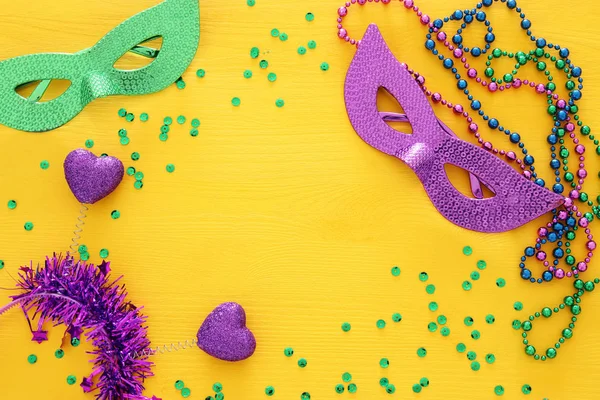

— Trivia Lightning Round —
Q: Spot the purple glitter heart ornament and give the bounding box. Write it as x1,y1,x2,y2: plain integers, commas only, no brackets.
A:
64,149,124,204
197,302,256,362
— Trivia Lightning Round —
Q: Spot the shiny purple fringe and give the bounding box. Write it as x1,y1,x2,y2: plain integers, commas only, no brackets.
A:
11,254,154,400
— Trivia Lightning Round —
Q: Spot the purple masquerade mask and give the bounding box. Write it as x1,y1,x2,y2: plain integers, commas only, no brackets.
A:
344,25,564,233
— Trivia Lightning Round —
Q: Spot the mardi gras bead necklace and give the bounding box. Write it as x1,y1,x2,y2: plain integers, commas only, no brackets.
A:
337,0,600,361
335,0,598,284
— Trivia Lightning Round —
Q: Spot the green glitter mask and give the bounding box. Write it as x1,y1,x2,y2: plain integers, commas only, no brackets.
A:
0,0,200,132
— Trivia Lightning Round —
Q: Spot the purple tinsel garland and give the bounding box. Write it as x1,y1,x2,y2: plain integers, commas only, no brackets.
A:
0,254,155,400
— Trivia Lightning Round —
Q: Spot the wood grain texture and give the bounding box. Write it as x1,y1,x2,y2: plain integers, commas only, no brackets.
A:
0,0,599,399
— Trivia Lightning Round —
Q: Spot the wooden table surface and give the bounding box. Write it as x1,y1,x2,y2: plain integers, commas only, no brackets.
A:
1,0,599,399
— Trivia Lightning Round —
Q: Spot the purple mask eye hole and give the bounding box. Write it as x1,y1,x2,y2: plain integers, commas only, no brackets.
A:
444,163,496,199
15,79,72,103
377,87,414,135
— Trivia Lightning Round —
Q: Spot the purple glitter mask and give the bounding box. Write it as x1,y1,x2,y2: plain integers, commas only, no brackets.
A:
344,25,564,233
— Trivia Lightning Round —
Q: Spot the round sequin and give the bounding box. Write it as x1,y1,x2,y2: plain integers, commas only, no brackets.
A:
308,40,317,49
134,181,144,190
131,152,140,161
181,387,191,398
437,315,447,325
419,272,428,282
347,383,357,393
163,117,172,126
496,278,506,288
250,47,260,59
379,358,389,368
320,62,329,71
376,319,386,329
298,358,307,368
176,79,186,90
175,380,185,390
244,70,253,79
99,249,109,258
470,271,480,280
0,260,4,270
275,98,285,108
486,314,495,324
494,385,504,396
177,115,186,124
305,12,314,22
467,351,477,361
7,200,16,209
246,0,255,6
471,361,481,371
464,316,474,326
120,137,130,145
341,322,351,332
514,301,523,311
213,383,222,393
391,266,401,276
85,139,94,149
456,343,466,353
140,113,149,122
126,113,134,122
190,129,199,137
24,222,34,231
440,327,451,336
265,386,275,396
463,246,473,255
420,377,429,387
267,73,277,82
279,33,288,41
191,118,200,127
522,384,532,395
379,378,389,387
259,60,269,69
301,392,311,400
284,347,294,357
135,171,144,181
425,284,435,294
66,375,77,385
298,46,307,55
166,164,175,173
71,337,80,347
385,384,395,394
271,28,279,37
462,281,472,291
126,167,135,176
486,353,496,364
471,330,481,340
335,384,344,394
196,69,206,78
417,347,427,357
40,160,49,169
232,97,241,107
477,260,487,270
428,302,438,311
428,322,438,332
118,108,127,117
412,384,422,393
27,354,37,364
55,349,64,359
392,313,402,322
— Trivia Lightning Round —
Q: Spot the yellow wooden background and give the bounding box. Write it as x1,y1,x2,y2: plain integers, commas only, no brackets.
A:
1,0,599,399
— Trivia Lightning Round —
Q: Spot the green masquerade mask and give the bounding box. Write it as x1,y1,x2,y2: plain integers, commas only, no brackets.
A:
0,0,200,132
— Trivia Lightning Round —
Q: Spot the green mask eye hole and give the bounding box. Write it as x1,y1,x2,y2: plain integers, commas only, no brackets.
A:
113,36,163,71
15,79,72,103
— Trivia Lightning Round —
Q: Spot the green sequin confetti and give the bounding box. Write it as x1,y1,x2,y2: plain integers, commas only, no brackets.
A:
190,128,199,137
27,354,37,364
271,28,279,37
420,377,429,387
385,384,395,394
140,113,149,122
196,69,206,78
78,245,88,253
181,387,191,398
284,347,294,357
342,372,352,382
471,330,481,340
376,319,386,329
470,271,480,280
463,246,473,255
55,349,64,359
341,322,351,332
135,171,144,181
0,260,4,269
134,181,144,189
7,200,16,209
392,313,402,322
391,266,401,276
126,167,136,176
120,137,130,145
71,337,80,347
279,33,288,41
175,380,185,390
24,222,34,231
477,260,487,269
99,248,109,258
176,79,186,90
471,361,481,371
347,383,357,393
267,72,277,82
486,353,496,364
191,118,200,127
467,351,477,360
308,40,317,49
320,62,329,71
417,347,427,357
250,47,260,59
512,319,522,330
232,97,241,107
164,116,173,125
244,69,253,78
66,375,77,385
118,108,127,117
40,160,49,169
215,393,223,400
428,322,437,332
85,139,94,149
437,315,447,325
298,46,307,55
265,386,275,396
425,284,435,294
462,281,472,291
464,316,474,326
419,272,428,282
131,152,140,161
177,115,186,124
275,98,285,108
428,302,438,311
166,164,175,173
514,301,523,311
522,384,532,395
335,384,344,394
486,314,495,324
456,343,466,353
379,378,389,387
412,384,422,393
213,382,223,393
126,112,135,122
440,327,450,336
247,0,255,6
494,385,504,396
259,60,269,69
301,392,311,400
379,358,389,368
496,278,506,287
298,358,307,368
305,12,314,21
80,252,90,261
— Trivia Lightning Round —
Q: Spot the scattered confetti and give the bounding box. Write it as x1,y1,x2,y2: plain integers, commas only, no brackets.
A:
232,97,241,107
271,28,279,37
279,33,288,41
341,322,351,332
55,349,64,359
27,354,37,364
244,69,253,78
392,313,402,322
250,47,260,59
259,60,269,69
298,358,307,368
305,12,314,22
99,249,109,259
376,319,386,329
166,164,176,173
391,266,400,276
298,46,307,55
308,40,317,49
265,386,275,396
40,160,49,169
175,380,185,390
24,222,34,231
284,347,294,357
67,375,77,385
196,69,206,78
419,271,428,281
463,246,473,255
140,113,149,122
320,62,329,71
85,139,94,149
347,383,357,393
267,72,277,82
7,200,16,209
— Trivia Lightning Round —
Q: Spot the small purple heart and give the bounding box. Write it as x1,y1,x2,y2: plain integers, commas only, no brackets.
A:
64,149,124,204
197,302,256,362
